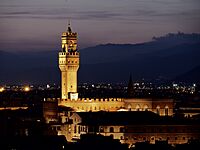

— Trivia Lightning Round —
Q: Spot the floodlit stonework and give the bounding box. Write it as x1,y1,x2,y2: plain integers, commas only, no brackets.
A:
59,24,79,100
58,98,173,116
48,24,200,147
57,24,174,116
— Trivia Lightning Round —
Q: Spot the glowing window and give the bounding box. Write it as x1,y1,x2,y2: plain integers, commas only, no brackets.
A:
110,127,114,132
165,106,169,116
156,106,160,115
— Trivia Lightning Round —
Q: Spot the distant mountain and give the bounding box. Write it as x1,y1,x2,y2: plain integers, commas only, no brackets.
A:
80,32,200,64
79,32,200,83
0,32,200,85
0,50,60,85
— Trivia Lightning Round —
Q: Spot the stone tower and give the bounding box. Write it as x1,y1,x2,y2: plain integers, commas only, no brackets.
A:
59,23,79,100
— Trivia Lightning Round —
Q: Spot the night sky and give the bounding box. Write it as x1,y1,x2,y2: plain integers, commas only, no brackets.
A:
1,0,200,52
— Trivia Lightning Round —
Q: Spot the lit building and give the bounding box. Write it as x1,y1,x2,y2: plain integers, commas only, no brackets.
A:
59,23,79,100
57,24,174,116
45,23,200,146
70,111,200,147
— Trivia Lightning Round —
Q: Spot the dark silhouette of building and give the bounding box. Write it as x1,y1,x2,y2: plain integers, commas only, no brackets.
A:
127,74,134,98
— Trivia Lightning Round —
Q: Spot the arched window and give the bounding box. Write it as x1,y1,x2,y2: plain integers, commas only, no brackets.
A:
120,127,124,133
165,105,169,116
99,127,104,132
110,127,114,132
74,125,77,133
167,137,170,140
136,104,140,111
156,106,160,115
78,126,81,134
128,104,132,111
120,136,124,140
144,105,149,111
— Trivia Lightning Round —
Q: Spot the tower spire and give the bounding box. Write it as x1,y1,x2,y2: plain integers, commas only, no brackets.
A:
127,73,134,98
68,18,71,26
67,19,72,33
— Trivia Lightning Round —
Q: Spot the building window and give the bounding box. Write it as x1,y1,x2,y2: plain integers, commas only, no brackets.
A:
78,126,81,134
165,106,169,116
99,127,104,132
136,104,140,111
110,127,114,133
128,104,132,111
144,105,149,111
120,127,124,133
120,136,124,140
57,126,61,130
156,106,160,115
74,125,76,133
167,137,170,140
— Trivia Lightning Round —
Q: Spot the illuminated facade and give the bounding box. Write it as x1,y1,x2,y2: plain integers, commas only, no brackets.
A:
59,24,79,100
57,24,174,116
58,98,173,116
53,24,200,147
69,112,200,146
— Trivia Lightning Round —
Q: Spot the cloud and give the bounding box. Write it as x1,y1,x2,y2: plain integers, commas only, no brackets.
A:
1,11,31,15
1,0,200,23
0,7,123,21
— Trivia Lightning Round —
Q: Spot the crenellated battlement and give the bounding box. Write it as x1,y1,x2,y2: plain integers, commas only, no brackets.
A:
67,51,79,56
47,97,173,115
57,97,125,112
58,97,124,103
59,52,79,57
59,52,67,56
62,32,77,37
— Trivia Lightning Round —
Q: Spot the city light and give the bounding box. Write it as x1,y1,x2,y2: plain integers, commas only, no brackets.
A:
24,86,30,92
0,87,5,92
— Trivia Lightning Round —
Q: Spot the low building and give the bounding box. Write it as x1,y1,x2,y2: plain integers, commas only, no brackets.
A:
69,111,200,147
58,98,174,116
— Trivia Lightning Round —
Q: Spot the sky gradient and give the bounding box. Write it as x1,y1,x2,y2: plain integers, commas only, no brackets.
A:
1,0,200,52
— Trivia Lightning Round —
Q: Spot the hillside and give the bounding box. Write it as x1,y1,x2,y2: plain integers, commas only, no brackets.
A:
0,32,200,84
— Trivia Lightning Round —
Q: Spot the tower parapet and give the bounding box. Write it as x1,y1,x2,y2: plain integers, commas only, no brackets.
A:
59,23,79,100
61,24,78,52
